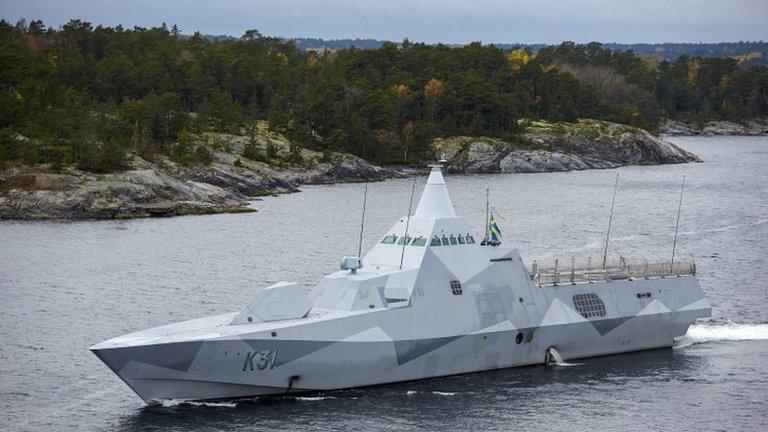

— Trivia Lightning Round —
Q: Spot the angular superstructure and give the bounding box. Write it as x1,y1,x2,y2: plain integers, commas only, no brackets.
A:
91,165,711,403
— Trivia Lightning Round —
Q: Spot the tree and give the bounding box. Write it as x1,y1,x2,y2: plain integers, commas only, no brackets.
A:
195,144,213,165
506,48,532,73
243,138,263,161
402,121,415,163
288,141,303,164
1,20,767,172
424,78,445,122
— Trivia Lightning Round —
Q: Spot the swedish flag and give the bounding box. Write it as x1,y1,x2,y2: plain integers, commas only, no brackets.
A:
489,213,501,245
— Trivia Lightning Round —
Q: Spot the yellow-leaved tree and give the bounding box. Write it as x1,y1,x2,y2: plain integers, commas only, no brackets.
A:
424,78,445,121
506,49,532,74
686,58,700,87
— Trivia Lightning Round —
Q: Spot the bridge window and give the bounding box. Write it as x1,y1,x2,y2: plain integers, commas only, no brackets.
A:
449,235,458,245
573,293,606,318
458,235,466,245
381,235,397,244
466,235,475,244
430,236,442,246
411,237,427,246
450,280,463,295
397,236,412,245
441,235,450,246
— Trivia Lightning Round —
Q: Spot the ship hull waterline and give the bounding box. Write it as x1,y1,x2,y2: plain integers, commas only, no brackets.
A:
91,283,709,404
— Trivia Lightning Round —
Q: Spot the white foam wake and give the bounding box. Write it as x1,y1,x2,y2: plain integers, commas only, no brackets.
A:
293,396,336,401
554,361,583,367
547,347,583,367
158,399,238,408
674,323,768,348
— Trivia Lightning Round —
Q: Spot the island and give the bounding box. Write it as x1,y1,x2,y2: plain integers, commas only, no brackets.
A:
2,20,765,219
0,119,698,219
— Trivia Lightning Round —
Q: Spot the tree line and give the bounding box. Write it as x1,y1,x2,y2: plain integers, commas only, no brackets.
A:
1,19,767,172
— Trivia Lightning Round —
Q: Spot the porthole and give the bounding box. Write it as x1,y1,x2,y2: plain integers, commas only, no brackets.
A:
515,332,524,344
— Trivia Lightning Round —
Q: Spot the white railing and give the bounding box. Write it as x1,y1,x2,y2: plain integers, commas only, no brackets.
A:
532,257,695,286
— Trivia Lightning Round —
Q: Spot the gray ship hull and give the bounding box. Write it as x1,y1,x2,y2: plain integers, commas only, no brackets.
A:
91,276,708,403
91,165,710,403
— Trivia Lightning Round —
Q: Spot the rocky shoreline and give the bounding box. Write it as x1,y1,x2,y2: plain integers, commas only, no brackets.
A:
0,132,391,220
436,119,700,174
1,119,701,220
660,119,768,136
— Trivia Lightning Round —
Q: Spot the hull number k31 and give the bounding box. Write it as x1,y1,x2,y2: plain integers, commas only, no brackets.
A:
242,349,278,371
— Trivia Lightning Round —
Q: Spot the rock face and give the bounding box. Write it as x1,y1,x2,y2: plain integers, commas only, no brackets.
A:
1,119,702,219
0,167,252,219
660,119,768,136
0,131,390,220
435,119,700,174
273,154,390,185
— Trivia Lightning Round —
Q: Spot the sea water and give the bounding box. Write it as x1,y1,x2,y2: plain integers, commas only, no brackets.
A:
1,136,767,431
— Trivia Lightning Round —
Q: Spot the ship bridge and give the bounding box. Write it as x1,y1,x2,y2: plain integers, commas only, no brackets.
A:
313,165,521,312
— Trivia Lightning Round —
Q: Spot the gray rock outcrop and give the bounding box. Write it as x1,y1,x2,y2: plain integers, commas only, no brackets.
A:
0,131,390,220
436,119,699,174
1,119,703,219
660,119,768,136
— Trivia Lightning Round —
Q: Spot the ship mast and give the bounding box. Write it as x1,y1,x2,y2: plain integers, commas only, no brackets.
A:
399,176,417,270
602,174,619,268
670,175,686,272
484,188,490,245
357,183,368,258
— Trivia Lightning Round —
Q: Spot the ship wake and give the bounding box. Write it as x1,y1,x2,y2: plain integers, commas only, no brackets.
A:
674,323,768,348
157,400,238,408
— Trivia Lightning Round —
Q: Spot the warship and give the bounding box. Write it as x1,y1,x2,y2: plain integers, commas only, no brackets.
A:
91,164,711,403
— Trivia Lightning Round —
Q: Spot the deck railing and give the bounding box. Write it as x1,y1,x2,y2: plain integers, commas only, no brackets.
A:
532,257,695,286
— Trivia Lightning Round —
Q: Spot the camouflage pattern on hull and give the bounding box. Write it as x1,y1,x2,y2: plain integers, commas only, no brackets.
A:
91,166,710,403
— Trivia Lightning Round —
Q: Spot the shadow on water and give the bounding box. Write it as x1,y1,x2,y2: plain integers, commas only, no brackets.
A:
114,348,705,432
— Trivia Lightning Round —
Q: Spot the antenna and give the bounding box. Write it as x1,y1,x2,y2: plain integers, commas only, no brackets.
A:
484,188,490,245
357,183,368,257
670,175,686,273
400,176,418,270
602,173,619,268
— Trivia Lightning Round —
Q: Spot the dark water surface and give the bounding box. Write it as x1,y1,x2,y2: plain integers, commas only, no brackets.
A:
1,136,767,431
